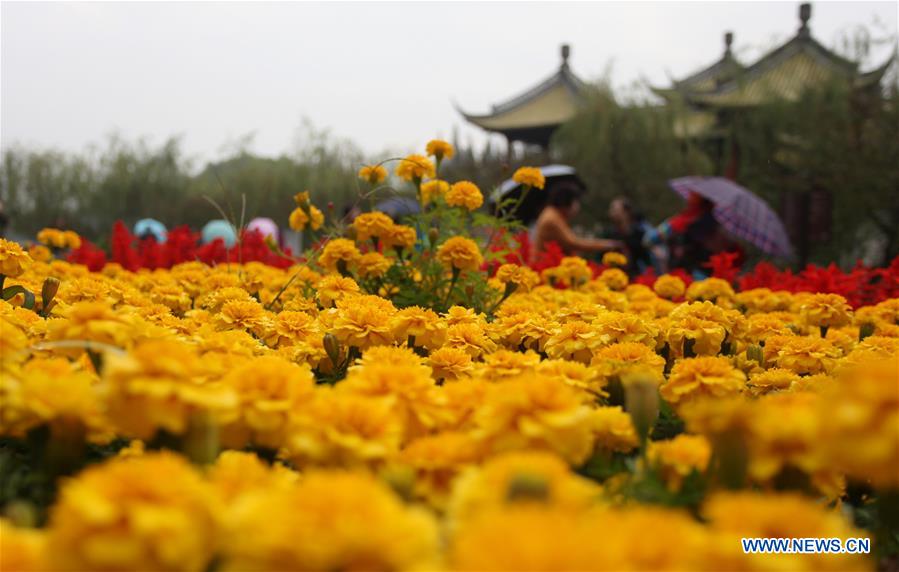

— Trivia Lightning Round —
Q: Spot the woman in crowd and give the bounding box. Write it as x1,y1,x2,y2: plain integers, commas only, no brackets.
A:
531,182,622,265
658,192,742,278
608,196,667,276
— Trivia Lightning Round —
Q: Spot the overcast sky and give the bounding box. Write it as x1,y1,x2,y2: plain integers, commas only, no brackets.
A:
2,1,896,164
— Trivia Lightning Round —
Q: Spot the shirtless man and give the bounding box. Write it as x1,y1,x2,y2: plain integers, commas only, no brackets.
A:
531,182,622,264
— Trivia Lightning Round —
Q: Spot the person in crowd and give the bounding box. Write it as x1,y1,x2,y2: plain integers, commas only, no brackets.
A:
608,196,667,276
658,192,742,277
531,182,622,265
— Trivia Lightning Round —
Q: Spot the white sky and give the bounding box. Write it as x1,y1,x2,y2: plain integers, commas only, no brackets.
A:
2,1,896,164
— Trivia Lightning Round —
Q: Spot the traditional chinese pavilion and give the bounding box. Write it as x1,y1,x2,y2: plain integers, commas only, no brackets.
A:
652,3,895,145
654,2,895,264
456,44,586,154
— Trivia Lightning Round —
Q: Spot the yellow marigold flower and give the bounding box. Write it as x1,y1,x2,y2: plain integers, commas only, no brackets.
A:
206,450,298,504
446,180,484,211
741,313,795,344
736,287,793,314
0,519,48,572
197,286,251,312
397,431,484,509
47,453,219,572
355,251,392,279
436,236,483,272
289,205,324,232
444,304,485,327
536,358,607,399
1,320,32,366
395,153,435,182
37,227,67,248
0,238,32,278
746,367,800,396
264,310,318,348
27,243,53,263
62,230,82,249
331,294,396,350
391,306,446,349
557,256,592,287
420,179,449,206
425,138,454,160
591,341,666,383
446,321,502,359
495,263,540,292
602,251,628,268
746,392,839,493
544,320,597,363
339,360,438,439
820,357,899,489
149,282,191,314
703,491,869,572
493,310,556,352
447,451,602,529
221,356,315,449
104,339,238,440
216,298,268,335
590,405,639,452
686,277,736,305
293,190,311,206
2,358,107,440
309,206,325,230
287,391,403,468
358,163,388,185
647,434,711,491
661,356,747,405
452,504,708,571
380,223,417,251
512,166,546,189
45,301,136,352
591,310,659,348
353,345,426,370
318,237,361,273
863,298,899,326
352,211,394,243
474,349,541,381
842,335,899,367
220,471,440,572
428,346,474,382
598,268,628,290
765,335,840,375
315,274,360,308
666,315,727,357
476,374,596,464
800,292,853,330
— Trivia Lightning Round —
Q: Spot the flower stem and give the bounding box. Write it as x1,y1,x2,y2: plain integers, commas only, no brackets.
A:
442,268,460,309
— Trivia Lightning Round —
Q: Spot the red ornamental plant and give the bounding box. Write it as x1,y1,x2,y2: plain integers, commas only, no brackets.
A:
700,252,898,308
67,220,296,271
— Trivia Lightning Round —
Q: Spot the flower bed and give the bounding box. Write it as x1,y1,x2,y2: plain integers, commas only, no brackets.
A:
1,140,897,571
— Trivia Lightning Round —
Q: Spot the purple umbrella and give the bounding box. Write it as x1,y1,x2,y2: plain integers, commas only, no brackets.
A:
669,176,793,259
247,217,279,243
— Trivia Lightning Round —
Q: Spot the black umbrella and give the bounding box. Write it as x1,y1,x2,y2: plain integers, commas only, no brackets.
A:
490,165,585,224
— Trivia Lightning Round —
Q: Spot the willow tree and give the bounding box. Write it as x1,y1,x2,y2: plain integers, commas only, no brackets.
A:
552,86,713,229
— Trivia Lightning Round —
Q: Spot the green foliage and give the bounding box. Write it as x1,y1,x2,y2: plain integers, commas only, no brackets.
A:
731,77,899,265
552,85,714,229
300,168,522,315
0,123,362,243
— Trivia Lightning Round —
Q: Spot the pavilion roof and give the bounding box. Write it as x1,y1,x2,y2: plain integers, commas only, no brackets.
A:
651,32,745,101
456,45,586,146
664,3,895,110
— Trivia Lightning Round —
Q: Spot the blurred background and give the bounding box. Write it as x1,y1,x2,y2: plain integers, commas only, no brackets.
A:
1,1,897,266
